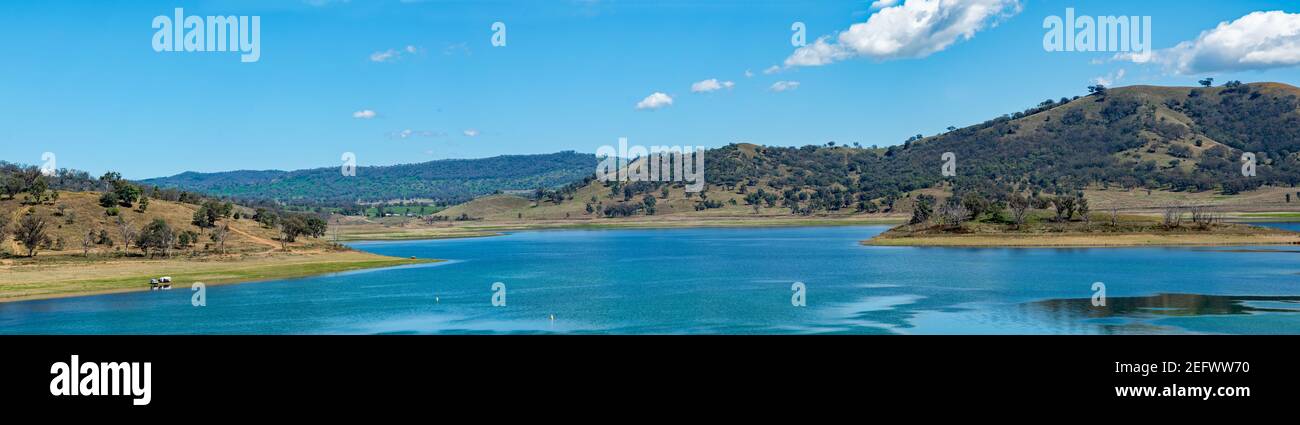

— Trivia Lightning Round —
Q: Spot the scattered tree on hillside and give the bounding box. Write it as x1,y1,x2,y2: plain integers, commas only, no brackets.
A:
14,213,50,257
1008,194,1030,229
211,224,229,254
910,195,936,225
116,216,137,249
82,229,97,256
135,218,175,257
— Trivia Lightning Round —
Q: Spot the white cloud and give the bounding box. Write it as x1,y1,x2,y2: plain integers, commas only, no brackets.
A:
870,0,900,9
691,78,735,93
369,49,399,62
352,109,377,119
463,129,480,137
744,69,755,78
635,92,674,110
1117,11,1300,75
763,65,781,75
784,0,1020,67
370,45,422,62
770,81,801,92
1091,68,1126,87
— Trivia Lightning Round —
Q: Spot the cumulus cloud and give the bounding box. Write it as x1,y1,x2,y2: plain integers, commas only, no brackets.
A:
352,109,377,119
769,81,801,92
870,0,900,9
635,92,674,110
784,0,1020,67
1117,11,1300,75
691,78,735,93
1091,68,1126,87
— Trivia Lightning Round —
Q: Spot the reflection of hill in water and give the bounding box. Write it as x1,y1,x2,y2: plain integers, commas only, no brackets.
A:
1020,294,1300,334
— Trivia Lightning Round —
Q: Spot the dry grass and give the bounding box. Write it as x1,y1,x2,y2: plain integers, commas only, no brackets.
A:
0,250,434,302
0,191,432,301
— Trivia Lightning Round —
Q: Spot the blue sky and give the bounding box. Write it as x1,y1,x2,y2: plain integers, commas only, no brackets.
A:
1,0,1298,179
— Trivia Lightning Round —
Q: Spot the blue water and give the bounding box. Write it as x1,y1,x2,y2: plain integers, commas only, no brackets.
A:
3,225,1300,334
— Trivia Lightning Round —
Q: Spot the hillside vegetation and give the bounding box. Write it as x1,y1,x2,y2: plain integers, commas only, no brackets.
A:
142,151,597,206
421,83,1300,221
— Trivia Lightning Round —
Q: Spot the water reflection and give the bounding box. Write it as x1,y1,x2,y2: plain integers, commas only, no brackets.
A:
1021,293,1300,334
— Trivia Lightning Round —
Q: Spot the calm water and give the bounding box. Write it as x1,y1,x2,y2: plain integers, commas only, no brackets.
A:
3,225,1300,335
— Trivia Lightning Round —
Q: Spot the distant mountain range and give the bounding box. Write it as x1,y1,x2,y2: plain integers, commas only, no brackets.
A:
142,152,597,205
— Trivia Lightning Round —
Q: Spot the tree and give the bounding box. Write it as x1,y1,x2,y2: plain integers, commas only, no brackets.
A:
960,193,989,221
81,230,97,256
0,213,10,249
14,213,49,257
277,213,327,248
116,217,137,249
937,199,970,229
1051,196,1077,222
1076,195,1091,226
192,201,223,228
1087,84,1107,96
642,195,657,215
910,194,936,225
112,181,141,207
211,224,229,254
99,191,120,208
135,218,175,257
253,208,279,228
25,177,49,204
1008,194,1030,229
1199,78,1214,87
138,196,150,212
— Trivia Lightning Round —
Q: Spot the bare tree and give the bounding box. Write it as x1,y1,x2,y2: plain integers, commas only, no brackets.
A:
937,201,970,229
82,229,97,256
210,223,229,254
1189,206,1221,230
1008,194,1030,229
1077,196,1091,227
1109,208,1120,227
116,217,137,249
1162,206,1183,228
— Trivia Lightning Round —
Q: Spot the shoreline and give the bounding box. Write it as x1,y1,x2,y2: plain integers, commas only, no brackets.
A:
335,215,906,241
0,251,439,304
864,227,1300,248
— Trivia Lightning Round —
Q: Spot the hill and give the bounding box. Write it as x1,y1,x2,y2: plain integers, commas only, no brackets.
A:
141,151,597,206
408,82,1300,226
1,191,307,258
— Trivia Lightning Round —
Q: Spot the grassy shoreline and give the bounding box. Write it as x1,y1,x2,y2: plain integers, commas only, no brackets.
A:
0,251,438,303
864,221,1300,248
335,215,906,241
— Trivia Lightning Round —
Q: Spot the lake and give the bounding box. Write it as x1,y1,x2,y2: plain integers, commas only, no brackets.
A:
3,225,1300,334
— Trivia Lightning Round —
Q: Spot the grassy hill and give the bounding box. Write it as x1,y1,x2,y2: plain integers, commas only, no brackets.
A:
413,82,1300,226
0,190,435,301
0,191,326,259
